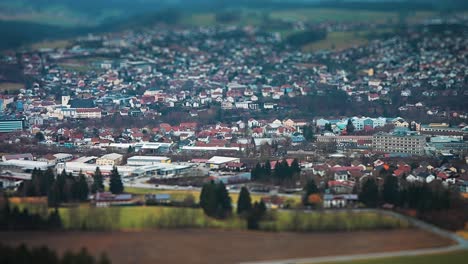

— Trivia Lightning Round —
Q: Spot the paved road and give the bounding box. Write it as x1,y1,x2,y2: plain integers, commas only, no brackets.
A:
241,209,468,264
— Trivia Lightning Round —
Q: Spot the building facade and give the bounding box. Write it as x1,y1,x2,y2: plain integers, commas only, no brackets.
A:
372,132,426,155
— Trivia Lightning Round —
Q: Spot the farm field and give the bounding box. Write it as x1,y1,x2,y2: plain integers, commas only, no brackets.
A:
28,39,71,50
316,250,468,264
0,229,454,264
124,186,300,204
0,82,24,92
55,206,409,231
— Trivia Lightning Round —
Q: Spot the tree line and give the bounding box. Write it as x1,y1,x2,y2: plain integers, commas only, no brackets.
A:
251,159,301,183
0,243,110,264
358,171,467,230
18,166,124,207
0,195,62,231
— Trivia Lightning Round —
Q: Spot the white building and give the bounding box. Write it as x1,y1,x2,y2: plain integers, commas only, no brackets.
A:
206,156,240,169
96,153,123,166
127,156,171,166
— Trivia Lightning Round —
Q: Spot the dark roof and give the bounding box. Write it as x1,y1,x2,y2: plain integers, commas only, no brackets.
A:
70,99,95,108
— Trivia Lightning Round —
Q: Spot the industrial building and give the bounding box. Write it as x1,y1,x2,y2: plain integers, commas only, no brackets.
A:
206,156,241,169
96,153,123,166
127,156,171,166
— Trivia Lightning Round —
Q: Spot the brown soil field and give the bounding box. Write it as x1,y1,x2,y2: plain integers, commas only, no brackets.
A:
1,229,454,264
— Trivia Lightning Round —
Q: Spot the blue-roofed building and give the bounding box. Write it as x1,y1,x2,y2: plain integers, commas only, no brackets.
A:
0,119,24,133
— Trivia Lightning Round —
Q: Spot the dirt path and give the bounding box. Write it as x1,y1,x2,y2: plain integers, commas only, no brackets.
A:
1,229,453,264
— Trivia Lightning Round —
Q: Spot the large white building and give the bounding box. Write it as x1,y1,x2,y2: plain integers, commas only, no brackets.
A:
127,156,171,166
206,156,240,169
96,153,123,166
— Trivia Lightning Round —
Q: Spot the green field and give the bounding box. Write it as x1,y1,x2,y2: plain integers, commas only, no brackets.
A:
124,186,301,205
316,250,468,264
54,205,408,232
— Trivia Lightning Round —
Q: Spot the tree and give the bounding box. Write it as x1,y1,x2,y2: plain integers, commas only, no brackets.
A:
359,178,379,208
303,125,315,141
346,119,355,134
382,175,399,205
302,179,319,205
91,167,104,194
109,167,124,194
200,181,232,219
324,123,333,132
47,183,60,208
200,181,217,217
237,187,252,216
215,181,232,218
290,159,301,176
247,200,267,230
76,172,89,201
35,132,45,142
264,160,272,177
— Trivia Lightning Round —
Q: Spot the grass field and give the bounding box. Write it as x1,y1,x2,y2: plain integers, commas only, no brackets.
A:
316,250,468,264
29,40,71,50
124,186,301,205
269,9,434,24
0,82,24,92
55,205,409,232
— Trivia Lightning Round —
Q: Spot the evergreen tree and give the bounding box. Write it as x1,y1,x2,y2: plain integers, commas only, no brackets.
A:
57,170,67,200
47,182,60,208
200,181,217,217
324,123,332,132
382,175,399,205
346,119,355,134
76,172,89,201
91,167,104,194
215,181,232,218
264,160,271,177
200,181,232,218
237,187,252,216
109,167,124,194
247,201,267,230
303,125,315,141
290,159,301,175
302,179,319,205
359,178,379,208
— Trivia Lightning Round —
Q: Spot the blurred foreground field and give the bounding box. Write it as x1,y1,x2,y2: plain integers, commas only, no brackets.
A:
315,250,468,264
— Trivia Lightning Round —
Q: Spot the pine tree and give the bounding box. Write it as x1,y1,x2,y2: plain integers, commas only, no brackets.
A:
109,167,124,194
237,187,252,216
302,179,319,205
216,181,232,218
290,159,301,175
303,125,315,141
359,178,379,208
382,175,399,205
91,167,104,194
77,172,89,201
200,181,217,217
264,160,271,177
346,119,355,134
47,182,60,208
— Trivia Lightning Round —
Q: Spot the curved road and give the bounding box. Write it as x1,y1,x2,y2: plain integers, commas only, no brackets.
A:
241,209,468,264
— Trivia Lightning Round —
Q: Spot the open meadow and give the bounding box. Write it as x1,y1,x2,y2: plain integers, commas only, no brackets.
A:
0,229,454,264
